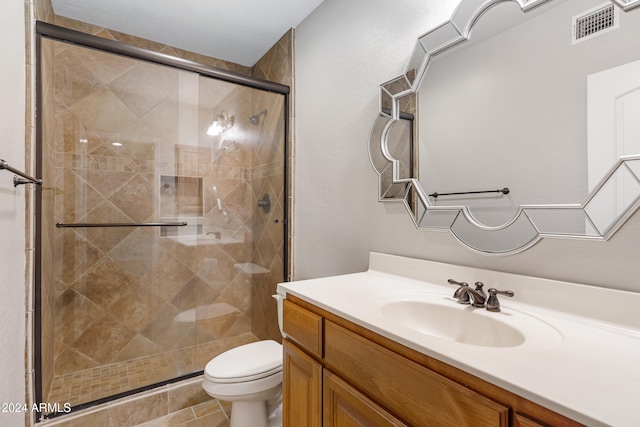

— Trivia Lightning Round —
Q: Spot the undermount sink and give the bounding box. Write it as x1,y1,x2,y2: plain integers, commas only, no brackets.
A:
369,291,563,349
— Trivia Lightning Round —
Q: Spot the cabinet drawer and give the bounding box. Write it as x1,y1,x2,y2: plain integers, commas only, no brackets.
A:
283,300,323,358
324,321,509,427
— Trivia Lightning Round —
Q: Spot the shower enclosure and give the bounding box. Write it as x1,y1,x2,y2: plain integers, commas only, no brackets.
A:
35,23,288,417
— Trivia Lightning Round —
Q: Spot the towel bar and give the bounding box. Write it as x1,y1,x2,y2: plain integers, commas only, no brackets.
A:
0,159,42,187
55,222,188,228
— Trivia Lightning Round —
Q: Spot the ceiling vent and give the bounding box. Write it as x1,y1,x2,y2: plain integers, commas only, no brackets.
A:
572,3,619,44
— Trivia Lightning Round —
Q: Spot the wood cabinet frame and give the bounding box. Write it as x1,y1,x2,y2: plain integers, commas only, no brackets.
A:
283,295,583,427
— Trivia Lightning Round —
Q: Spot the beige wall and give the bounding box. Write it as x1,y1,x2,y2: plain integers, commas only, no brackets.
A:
294,0,640,294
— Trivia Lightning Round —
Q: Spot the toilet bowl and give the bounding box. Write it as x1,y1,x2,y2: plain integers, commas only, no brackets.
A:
202,294,285,427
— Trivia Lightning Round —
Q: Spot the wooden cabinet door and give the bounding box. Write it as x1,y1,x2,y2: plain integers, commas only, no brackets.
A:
324,370,409,427
283,339,322,427
514,414,548,427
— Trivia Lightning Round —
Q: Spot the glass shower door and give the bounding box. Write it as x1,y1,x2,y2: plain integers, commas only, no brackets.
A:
39,35,287,413
42,38,204,407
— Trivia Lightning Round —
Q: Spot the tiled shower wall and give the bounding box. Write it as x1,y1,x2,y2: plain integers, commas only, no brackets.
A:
251,31,293,342
32,0,293,418
44,40,266,406
32,2,260,406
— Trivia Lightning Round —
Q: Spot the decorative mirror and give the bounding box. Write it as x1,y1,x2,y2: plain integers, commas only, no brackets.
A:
369,0,640,255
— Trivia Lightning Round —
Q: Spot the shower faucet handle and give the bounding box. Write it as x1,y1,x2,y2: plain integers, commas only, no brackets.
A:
257,193,271,213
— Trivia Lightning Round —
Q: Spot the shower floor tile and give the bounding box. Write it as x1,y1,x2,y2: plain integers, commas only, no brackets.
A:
134,400,229,427
47,333,258,409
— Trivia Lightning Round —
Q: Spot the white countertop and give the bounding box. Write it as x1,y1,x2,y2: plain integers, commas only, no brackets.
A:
277,252,640,427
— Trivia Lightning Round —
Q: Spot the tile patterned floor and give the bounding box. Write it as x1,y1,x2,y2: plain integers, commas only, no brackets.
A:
134,400,230,427
47,333,258,409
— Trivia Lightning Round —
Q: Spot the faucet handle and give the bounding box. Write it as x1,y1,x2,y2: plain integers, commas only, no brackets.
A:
448,279,470,304
474,281,486,299
486,288,514,312
447,279,467,287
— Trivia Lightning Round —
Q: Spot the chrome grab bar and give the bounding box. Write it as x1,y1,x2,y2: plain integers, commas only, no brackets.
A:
55,222,188,228
0,159,43,187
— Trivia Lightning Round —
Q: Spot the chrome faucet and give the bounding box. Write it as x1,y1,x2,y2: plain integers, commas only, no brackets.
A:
448,279,513,310
447,279,469,301
206,231,222,240
458,282,487,307
448,279,486,306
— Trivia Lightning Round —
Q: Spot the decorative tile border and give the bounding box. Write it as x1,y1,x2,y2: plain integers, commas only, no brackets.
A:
38,376,228,427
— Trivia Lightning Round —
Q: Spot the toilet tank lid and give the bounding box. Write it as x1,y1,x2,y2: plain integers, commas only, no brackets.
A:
205,340,283,380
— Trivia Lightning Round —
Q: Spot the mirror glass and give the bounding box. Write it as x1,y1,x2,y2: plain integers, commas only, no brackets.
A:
370,0,640,254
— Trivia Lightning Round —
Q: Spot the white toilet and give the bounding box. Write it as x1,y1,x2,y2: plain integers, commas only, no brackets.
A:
202,295,285,427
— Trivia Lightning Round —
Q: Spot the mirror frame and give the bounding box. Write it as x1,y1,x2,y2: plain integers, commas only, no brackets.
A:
369,0,640,255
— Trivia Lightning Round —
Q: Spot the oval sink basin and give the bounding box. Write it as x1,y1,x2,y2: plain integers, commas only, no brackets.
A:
381,299,524,347
370,292,562,349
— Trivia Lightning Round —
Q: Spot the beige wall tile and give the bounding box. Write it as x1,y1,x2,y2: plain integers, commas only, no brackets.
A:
167,381,211,413
72,315,136,364
107,392,167,427
182,410,229,427
49,408,110,427
135,407,195,427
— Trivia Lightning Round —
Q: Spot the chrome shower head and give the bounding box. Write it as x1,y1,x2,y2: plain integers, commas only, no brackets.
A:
249,109,268,125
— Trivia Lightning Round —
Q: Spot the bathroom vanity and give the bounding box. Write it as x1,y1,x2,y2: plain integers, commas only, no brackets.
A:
277,253,640,427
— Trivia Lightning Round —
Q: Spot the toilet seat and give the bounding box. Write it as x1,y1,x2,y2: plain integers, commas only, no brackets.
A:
205,340,283,384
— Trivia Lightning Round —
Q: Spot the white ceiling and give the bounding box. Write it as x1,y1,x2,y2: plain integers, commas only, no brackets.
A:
51,0,325,67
